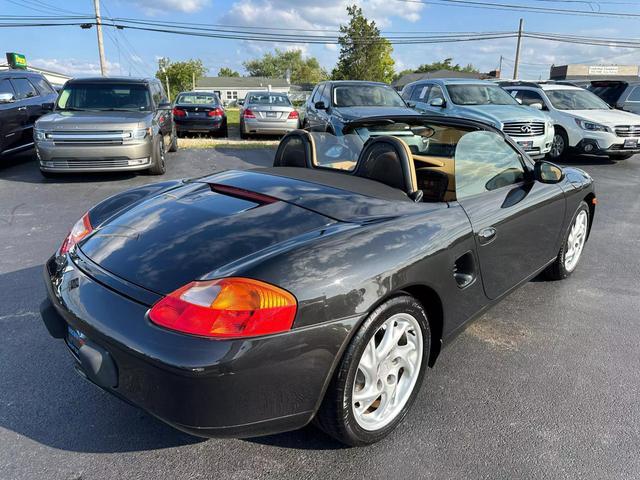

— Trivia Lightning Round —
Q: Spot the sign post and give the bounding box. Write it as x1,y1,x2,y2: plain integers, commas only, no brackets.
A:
6,52,27,69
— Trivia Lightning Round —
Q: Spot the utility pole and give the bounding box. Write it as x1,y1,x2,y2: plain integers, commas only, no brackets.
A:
513,18,524,80
499,55,503,78
192,72,195,90
93,0,107,76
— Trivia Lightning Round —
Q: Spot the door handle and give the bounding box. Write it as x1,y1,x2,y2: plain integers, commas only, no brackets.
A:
478,227,497,245
17,106,27,111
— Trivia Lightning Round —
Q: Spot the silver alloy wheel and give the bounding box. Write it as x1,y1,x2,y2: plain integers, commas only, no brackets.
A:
564,210,588,272
550,133,565,158
351,312,423,431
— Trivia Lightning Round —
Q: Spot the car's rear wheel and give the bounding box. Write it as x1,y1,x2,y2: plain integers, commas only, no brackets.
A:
315,295,429,446
168,127,178,152
240,120,248,139
548,129,568,160
220,119,228,138
148,137,166,175
545,201,589,280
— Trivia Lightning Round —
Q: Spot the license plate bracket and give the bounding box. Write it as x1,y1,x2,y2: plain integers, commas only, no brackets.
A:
624,138,638,149
266,111,277,118
517,140,534,150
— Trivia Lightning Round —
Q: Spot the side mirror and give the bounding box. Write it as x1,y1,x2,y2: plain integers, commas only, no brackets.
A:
530,102,544,110
535,161,564,184
515,97,523,105
0,93,15,104
157,101,171,110
238,99,244,106
406,101,416,108
42,102,54,111
314,101,327,110
430,97,445,108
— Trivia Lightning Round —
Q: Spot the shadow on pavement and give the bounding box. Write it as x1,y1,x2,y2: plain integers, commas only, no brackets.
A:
0,265,203,453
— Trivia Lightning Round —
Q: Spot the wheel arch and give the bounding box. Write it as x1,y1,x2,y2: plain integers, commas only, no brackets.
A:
583,192,596,240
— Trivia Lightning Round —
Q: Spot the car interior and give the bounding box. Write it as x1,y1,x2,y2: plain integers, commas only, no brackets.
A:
272,123,474,202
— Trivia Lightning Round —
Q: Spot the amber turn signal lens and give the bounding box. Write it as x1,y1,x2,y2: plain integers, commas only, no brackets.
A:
149,278,297,339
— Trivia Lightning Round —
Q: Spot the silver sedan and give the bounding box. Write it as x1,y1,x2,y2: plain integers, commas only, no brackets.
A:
239,91,300,138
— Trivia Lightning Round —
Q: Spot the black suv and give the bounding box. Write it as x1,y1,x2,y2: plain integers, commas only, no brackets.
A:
588,80,640,114
0,70,58,158
303,80,416,134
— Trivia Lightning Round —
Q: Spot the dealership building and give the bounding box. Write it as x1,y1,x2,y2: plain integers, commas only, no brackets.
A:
549,64,640,82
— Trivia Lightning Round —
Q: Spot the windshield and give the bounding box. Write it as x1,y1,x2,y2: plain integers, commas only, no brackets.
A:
176,93,219,105
587,83,627,107
56,83,152,111
546,89,610,110
447,85,519,106
333,85,406,107
246,93,291,106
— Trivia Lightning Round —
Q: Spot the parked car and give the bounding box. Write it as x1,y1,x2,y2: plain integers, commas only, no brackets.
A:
303,80,417,134
587,80,640,115
239,91,299,138
401,79,554,159
0,70,58,158
501,81,640,161
35,77,177,177
40,113,595,446
172,91,227,137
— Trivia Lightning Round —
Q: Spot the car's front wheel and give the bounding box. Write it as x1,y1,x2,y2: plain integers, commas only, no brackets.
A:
548,129,568,160
148,136,166,175
315,295,429,446
545,201,590,280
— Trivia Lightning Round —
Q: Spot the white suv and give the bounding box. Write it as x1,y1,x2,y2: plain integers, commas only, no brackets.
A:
501,81,640,161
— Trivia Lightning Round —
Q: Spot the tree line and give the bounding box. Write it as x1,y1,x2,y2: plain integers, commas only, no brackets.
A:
156,5,478,96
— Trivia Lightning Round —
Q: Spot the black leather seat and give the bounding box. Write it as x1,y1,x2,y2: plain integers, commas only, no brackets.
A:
273,130,315,168
416,167,449,202
353,136,420,200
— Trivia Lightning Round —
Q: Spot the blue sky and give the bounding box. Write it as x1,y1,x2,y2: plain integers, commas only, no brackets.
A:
1,0,639,80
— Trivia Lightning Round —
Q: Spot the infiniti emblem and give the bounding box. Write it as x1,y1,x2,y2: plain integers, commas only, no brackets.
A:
520,124,532,134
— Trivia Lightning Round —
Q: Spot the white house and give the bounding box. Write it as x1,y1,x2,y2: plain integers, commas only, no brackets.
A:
194,76,291,103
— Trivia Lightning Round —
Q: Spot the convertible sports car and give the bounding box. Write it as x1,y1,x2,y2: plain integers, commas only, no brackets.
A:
40,115,595,446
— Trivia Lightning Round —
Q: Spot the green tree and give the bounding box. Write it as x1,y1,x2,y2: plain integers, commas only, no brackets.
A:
156,58,207,100
415,58,479,74
331,5,395,83
242,49,327,84
218,67,240,77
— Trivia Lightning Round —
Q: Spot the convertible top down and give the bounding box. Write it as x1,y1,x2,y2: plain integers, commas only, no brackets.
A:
40,115,595,446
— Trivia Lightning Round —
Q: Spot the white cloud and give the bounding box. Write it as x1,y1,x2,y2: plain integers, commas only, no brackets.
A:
131,0,210,14
31,58,122,76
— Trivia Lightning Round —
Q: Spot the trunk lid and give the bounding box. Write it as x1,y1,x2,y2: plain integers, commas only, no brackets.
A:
79,181,333,295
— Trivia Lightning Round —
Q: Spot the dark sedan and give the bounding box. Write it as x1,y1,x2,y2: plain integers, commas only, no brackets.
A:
40,115,595,446
303,80,417,134
172,91,227,137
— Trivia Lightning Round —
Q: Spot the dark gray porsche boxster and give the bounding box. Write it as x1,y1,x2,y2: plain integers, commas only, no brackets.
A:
40,115,595,446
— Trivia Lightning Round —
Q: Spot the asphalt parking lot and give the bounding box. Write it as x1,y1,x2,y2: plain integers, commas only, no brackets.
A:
1,148,639,480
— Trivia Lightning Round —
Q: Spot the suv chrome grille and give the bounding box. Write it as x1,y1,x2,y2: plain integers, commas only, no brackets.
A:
44,158,133,169
503,122,545,137
48,130,127,146
615,125,640,137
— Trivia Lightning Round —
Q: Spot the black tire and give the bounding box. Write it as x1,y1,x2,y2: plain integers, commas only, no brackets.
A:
302,119,309,130
40,170,58,179
548,128,569,161
148,137,166,175
315,295,430,446
168,128,178,152
240,120,248,139
545,201,590,280
219,120,228,138
609,153,634,161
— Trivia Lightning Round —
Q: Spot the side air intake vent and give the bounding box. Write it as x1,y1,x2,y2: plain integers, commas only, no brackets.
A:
454,251,477,289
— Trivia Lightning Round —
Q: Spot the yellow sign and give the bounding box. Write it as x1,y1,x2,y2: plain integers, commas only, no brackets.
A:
6,52,27,69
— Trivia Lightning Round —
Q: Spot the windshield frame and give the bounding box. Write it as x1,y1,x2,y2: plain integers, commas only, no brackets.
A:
55,82,153,112
446,84,520,106
546,88,612,110
332,84,406,108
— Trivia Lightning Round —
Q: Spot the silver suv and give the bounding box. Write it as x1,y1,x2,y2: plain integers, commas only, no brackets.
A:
35,77,177,177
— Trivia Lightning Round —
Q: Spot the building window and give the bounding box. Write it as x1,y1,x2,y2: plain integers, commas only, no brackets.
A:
226,91,238,100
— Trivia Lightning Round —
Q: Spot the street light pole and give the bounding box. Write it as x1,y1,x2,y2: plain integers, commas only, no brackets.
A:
93,0,107,76
513,18,524,80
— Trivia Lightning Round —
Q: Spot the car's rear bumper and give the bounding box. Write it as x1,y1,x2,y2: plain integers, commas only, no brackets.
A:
175,117,225,133
41,252,358,438
243,118,299,135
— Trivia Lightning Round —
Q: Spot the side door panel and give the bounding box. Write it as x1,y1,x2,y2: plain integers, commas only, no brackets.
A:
0,78,24,153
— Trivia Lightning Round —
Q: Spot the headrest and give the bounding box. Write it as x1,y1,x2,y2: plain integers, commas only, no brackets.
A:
273,129,316,168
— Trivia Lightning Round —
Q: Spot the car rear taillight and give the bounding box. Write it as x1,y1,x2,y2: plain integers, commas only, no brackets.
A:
208,107,224,117
172,107,186,118
148,278,297,339
288,110,299,120
243,108,256,119
60,212,93,255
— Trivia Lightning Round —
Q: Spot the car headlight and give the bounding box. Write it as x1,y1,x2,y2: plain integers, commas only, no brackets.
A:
130,127,151,140
34,129,46,141
575,118,610,132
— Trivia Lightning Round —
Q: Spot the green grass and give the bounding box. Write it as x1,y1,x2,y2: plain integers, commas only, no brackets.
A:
226,108,240,126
